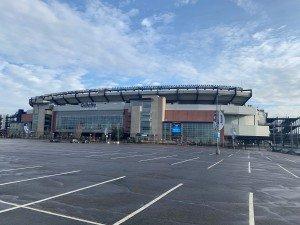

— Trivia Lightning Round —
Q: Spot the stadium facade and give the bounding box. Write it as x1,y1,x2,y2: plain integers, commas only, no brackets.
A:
29,85,270,143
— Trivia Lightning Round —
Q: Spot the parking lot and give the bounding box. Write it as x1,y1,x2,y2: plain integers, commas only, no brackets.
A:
0,139,299,225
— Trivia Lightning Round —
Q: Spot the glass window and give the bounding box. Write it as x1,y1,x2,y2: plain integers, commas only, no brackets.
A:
55,110,123,133
162,122,214,144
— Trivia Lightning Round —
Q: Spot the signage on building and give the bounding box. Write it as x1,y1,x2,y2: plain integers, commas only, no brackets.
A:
213,111,225,131
80,102,96,108
213,131,221,141
171,123,182,135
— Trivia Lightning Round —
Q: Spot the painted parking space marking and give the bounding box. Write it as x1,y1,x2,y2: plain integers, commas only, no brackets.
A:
60,153,82,156
85,151,126,158
113,183,183,225
207,159,224,170
138,155,178,162
111,153,157,160
249,192,255,225
282,157,297,163
248,162,251,173
0,176,125,214
0,165,42,173
277,164,299,178
0,170,81,186
0,199,103,225
266,156,272,161
171,157,200,165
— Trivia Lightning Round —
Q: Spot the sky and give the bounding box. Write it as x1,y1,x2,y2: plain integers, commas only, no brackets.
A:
0,0,299,117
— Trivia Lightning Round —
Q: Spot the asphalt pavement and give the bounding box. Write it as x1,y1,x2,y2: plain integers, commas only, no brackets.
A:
0,139,299,225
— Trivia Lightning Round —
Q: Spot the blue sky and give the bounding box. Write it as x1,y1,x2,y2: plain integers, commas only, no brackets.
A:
0,0,299,116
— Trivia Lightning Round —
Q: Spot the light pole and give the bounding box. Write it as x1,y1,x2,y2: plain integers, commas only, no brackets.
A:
216,90,220,155
231,125,236,150
117,124,120,144
213,89,225,155
290,123,293,150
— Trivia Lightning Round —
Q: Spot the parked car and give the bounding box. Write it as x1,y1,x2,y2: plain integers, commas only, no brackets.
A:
50,138,60,143
70,139,80,143
271,146,281,152
287,149,300,156
281,148,291,154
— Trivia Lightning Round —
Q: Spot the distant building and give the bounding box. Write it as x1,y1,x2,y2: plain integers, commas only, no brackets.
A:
3,109,33,138
29,84,270,143
0,115,3,130
267,117,300,147
0,115,5,136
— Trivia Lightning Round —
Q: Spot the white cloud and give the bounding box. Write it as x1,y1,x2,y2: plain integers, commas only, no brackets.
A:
167,61,200,79
175,0,198,7
141,18,152,28
127,8,139,17
252,28,273,41
141,13,175,28
0,0,197,114
231,0,258,15
171,24,300,116
0,0,142,71
0,60,85,113
0,0,297,118
119,0,135,8
263,106,300,118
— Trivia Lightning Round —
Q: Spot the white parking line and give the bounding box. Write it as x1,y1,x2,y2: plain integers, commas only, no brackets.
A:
0,165,42,173
171,157,200,165
249,192,255,225
207,159,224,170
113,183,183,225
248,162,251,173
111,153,156,160
228,154,233,158
277,164,299,178
86,151,127,158
0,176,125,214
139,155,177,162
61,153,81,156
266,156,272,161
282,157,297,163
0,170,81,186
0,199,103,225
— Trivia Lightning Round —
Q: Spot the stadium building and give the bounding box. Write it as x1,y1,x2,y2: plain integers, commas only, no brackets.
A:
29,85,270,144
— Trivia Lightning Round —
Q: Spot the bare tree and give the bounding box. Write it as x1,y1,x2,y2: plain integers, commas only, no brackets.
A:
75,123,83,140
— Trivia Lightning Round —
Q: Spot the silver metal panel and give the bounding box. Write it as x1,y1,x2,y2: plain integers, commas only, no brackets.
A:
53,97,66,105
29,85,252,106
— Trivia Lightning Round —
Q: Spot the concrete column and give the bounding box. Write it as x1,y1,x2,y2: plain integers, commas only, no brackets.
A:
150,96,166,141
130,105,141,137
32,104,48,138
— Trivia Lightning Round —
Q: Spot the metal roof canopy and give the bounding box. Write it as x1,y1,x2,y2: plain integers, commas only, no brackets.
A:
29,84,252,106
